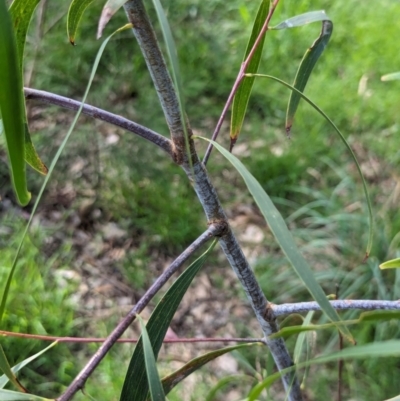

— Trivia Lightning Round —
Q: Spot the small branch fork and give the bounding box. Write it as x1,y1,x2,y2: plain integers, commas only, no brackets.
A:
57,225,220,401
202,0,281,164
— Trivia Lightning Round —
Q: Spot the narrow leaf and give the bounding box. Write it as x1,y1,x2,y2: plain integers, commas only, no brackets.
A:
197,137,354,344
271,10,330,30
120,240,216,401
0,23,133,325
285,17,333,133
97,0,126,39
67,0,98,45
247,74,374,258
138,316,165,401
0,0,30,205
248,340,400,400
381,72,400,82
380,258,400,270
0,342,58,389
10,0,48,176
293,311,314,364
161,343,261,396
0,346,26,392
0,389,53,401
230,0,269,147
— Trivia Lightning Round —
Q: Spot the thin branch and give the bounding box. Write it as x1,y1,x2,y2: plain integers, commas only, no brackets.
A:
57,224,221,401
272,300,400,317
202,0,281,164
24,87,173,156
0,330,263,344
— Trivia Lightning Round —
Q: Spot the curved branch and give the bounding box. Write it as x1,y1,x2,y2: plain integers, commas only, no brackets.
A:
57,224,221,401
24,87,173,156
272,300,400,317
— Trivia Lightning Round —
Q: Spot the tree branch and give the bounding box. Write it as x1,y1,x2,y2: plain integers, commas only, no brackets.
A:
272,299,400,316
57,225,220,401
24,87,173,156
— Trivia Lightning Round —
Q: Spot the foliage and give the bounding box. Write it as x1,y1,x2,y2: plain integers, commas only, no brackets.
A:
1,0,400,400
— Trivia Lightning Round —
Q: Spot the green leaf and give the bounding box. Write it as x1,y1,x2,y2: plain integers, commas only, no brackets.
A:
248,340,400,400
0,23,133,325
24,125,48,175
230,0,269,147
162,343,261,396
0,342,58,389
0,389,53,401
381,72,400,81
293,311,314,364
280,13,333,133
0,346,26,392
0,0,30,205
67,0,98,45
120,240,216,401
380,258,400,269
138,316,165,401
246,74,374,258
197,137,354,344
98,0,127,38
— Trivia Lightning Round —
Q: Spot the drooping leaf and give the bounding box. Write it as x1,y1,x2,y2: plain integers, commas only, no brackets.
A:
161,343,261,396
67,0,98,45
248,340,400,400
0,389,53,401
120,240,216,401
381,72,400,82
380,258,400,269
0,23,133,325
273,11,333,134
0,342,58,389
0,346,26,392
197,137,354,344
0,0,30,205
230,0,269,148
246,74,374,258
97,0,127,38
24,125,48,174
138,316,165,401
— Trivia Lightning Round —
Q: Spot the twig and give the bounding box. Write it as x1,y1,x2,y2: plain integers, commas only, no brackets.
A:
202,0,281,165
272,300,400,316
0,330,263,344
24,87,173,156
57,225,221,401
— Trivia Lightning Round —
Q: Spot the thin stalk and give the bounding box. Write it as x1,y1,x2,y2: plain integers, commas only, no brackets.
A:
56,225,220,401
202,0,281,165
24,87,173,155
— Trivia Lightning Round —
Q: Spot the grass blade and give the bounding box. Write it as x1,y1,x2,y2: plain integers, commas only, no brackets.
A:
0,342,58,389
120,240,216,401
248,340,400,400
137,316,165,401
247,73,374,259
0,389,53,401
271,10,330,30
230,0,269,147
293,311,314,364
0,23,133,325
197,137,354,344
0,0,30,205
380,258,400,270
0,346,26,392
161,343,261,396
67,0,98,45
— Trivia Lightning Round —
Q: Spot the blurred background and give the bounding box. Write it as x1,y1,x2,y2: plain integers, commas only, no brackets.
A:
1,0,400,400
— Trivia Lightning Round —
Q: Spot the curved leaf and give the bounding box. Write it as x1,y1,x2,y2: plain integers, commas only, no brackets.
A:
138,316,165,401
197,137,354,344
162,343,261,396
67,0,98,45
271,10,329,30
246,74,374,258
120,240,216,401
97,0,126,38
0,0,30,205
230,0,269,147
380,258,400,270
